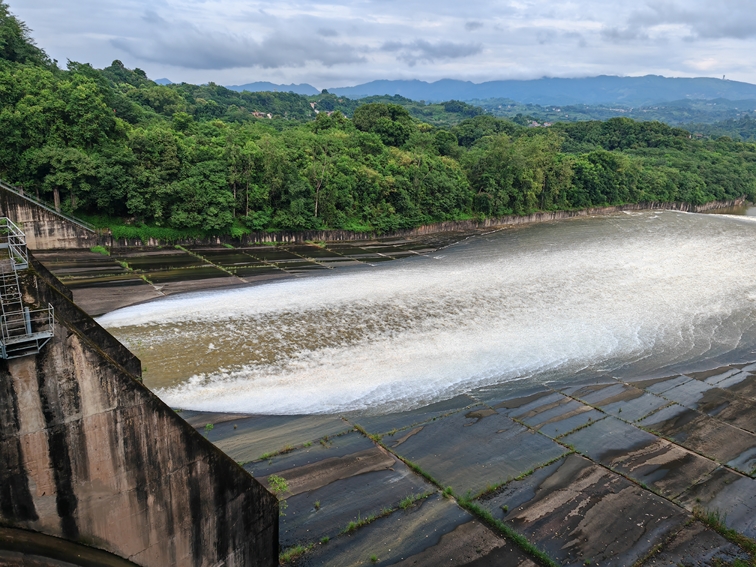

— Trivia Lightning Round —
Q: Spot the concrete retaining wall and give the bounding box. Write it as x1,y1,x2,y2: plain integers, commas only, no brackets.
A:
0,256,278,566
0,186,100,250
108,198,747,248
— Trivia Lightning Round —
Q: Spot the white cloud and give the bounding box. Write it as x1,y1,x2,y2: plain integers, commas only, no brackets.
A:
10,0,756,87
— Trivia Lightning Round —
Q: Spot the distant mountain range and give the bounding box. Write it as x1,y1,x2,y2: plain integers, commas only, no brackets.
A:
220,75,756,107
226,82,319,96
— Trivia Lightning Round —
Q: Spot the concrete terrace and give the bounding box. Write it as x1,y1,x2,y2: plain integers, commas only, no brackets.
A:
185,363,756,566
34,233,465,316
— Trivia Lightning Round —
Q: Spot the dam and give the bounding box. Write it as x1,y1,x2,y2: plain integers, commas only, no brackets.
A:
2,180,756,566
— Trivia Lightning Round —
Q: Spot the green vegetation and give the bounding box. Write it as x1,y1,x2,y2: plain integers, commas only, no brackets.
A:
688,115,756,142
268,474,288,495
694,508,756,561
460,499,558,567
398,492,430,510
473,97,756,128
370,554,379,563
267,474,289,517
259,444,297,461
90,245,109,255
2,3,755,243
279,543,314,565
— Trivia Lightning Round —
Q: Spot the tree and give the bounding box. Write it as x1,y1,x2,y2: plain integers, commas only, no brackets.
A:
352,104,414,147
0,2,53,67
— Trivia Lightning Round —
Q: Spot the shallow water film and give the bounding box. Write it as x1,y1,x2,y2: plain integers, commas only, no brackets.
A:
98,211,756,415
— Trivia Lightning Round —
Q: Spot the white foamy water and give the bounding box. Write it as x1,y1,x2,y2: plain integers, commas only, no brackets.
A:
98,211,756,415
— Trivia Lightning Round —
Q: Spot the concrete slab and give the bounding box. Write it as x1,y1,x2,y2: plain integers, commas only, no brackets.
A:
656,379,713,407
562,418,718,498
471,383,553,410
629,375,690,395
245,431,375,478
387,408,568,497
639,405,756,475
640,522,750,567
560,416,657,460
146,266,231,284
677,467,756,538
262,447,433,547
493,390,607,439
71,278,162,316
556,375,618,397
572,383,670,422
686,366,740,383
114,249,201,271
720,372,756,401
691,389,756,433
298,494,534,567
351,394,478,436
478,454,688,567
154,275,239,296
185,412,354,463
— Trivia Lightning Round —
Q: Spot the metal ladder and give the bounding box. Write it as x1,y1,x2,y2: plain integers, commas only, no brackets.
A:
0,218,54,359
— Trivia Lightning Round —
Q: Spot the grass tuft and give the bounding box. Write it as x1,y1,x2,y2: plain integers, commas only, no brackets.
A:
694,507,756,557
279,543,314,564
460,499,558,567
399,492,430,510
90,245,110,256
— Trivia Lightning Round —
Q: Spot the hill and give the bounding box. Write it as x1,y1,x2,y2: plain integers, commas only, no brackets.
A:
329,76,756,106
227,82,320,96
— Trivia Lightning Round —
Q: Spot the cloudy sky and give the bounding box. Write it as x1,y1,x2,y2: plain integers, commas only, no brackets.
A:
12,0,756,88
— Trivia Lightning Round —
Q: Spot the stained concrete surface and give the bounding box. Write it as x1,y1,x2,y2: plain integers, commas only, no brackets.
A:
640,522,749,567
385,407,568,497
185,412,354,464
677,467,756,537
0,527,140,567
639,404,756,474
352,394,478,436
478,454,688,567
183,358,756,566
299,495,534,567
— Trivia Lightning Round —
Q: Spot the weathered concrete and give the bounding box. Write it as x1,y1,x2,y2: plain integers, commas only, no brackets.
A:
190,358,756,566
0,526,140,566
0,186,99,250
0,253,278,566
479,454,688,567
640,522,750,567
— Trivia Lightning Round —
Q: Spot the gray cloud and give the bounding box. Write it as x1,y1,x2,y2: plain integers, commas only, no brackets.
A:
626,1,756,40
381,39,482,66
112,14,364,69
11,0,756,87
601,26,649,42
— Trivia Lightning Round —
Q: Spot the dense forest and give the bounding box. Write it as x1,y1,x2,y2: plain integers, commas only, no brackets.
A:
1,3,756,241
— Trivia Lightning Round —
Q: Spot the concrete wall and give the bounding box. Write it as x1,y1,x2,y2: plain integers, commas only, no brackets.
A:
0,255,278,566
0,187,100,250
108,198,747,248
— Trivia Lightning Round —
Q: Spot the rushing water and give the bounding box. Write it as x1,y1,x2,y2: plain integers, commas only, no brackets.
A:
98,210,756,415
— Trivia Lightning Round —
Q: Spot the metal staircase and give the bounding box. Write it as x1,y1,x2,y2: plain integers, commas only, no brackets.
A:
0,218,54,359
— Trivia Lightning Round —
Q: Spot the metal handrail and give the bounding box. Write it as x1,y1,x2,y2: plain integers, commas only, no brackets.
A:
0,179,96,233
0,217,28,269
0,304,54,345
